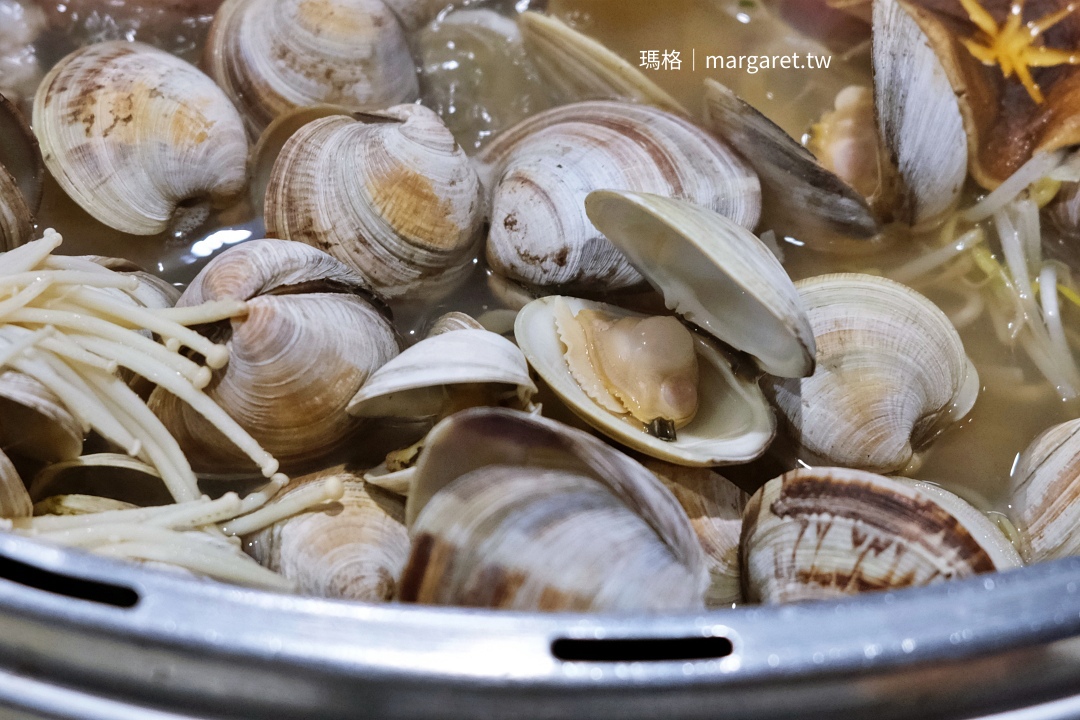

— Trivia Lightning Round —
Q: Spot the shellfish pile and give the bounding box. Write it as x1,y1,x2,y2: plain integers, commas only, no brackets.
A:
1,0,1080,612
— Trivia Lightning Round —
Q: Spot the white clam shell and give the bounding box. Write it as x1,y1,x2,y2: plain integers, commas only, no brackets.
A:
248,467,409,601
150,239,401,474
515,296,775,466
0,448,29,519
205,0,418,136
742,468,1019,604
348,328,536,419
399,407,708,611
265,106,484,301
765,273,978,473
584,190,815,378
872,0,967,228
479,100,761,291
1009,418,1080,562
33,42,248,236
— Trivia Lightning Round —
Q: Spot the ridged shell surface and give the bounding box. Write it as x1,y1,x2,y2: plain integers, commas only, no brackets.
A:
1009,419,1080,562
398,407,708,612
205,0,418,136
33,42,248,235
249,466,409,601
479,101,761,290
765,274,977,473
150,240,401,474
265,106,484,300
741,468,1014,604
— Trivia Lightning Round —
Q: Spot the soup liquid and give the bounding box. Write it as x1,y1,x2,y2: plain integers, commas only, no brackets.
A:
23,0,1068,509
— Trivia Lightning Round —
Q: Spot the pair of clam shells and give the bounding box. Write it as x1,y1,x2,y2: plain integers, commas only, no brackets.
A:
150,239,401,475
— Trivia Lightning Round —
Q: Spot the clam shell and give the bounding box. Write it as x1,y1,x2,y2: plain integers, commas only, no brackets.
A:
205,0,418,136
0,94,41,249
741,468,1018,604
765,274,978,473
1008,418,1080,562
150,240,401,474
348,328,537,419
515,296,775,466
872,0,967,228
33,42,248,236
29,453,171,508
517,12,688,116
479,100,761,291
398,407,708,611
248,466,409,601
584,190,815,378
33,494,138,516
702,79,881,248
646,460,746,607
265,106,484,301
0,370,82,463
0,448,30,519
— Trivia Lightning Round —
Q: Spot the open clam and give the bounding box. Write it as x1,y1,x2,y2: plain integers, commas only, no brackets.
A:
398,407,708,612
479,101,761,291
742,467,1021,604
765,273,979,473
33,42,248,236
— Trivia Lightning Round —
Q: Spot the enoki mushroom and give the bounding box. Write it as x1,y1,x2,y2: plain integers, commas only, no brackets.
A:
0,230,345,590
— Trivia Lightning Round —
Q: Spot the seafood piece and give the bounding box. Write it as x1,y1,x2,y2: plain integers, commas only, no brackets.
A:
205,0,418,136
584,190,815,378
872,0,968,226
417,8,550,152
516,296,775,466
150,239,401,474
517,12,688,115
0,448,30,518
1008,418,1080,562
703,79,881,249
0,371,82,463
808,86,887,203
398,408,708,612
33,42,248,236
765,274,979,473
30,454,172,508
647,460,746,607
264,106,484,301
247,466,409,601
741,467,1021,604
479,101,761,291
33,495,137,516
0,93,42,249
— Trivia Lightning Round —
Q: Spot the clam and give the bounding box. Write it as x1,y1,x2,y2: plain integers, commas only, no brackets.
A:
1008,418,1080,562
398,407,708,612
205,0,418,136
872,0,968,228
515,296,775,466
30,453,172,508
0,447,30,518
741,467,1021,604
33,494,137,517
765,273,979,473
349,317,538,493
0,93,41,249
247,465,409,601
32,41,248,236
702,79,882,250
646,460,746,607
264,105,485,301
149,239,401,475
584,190,815,378
479,101,761,291
517,12,688,116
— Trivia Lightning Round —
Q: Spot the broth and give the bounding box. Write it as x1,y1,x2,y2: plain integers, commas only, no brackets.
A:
9,0,1074,515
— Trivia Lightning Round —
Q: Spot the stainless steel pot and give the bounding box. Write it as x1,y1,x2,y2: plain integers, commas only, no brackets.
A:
0,533,1078,719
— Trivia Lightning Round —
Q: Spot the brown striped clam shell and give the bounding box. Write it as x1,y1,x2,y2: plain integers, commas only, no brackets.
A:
397,407,709,612
1009,418,1080,562
741,467,1021,604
